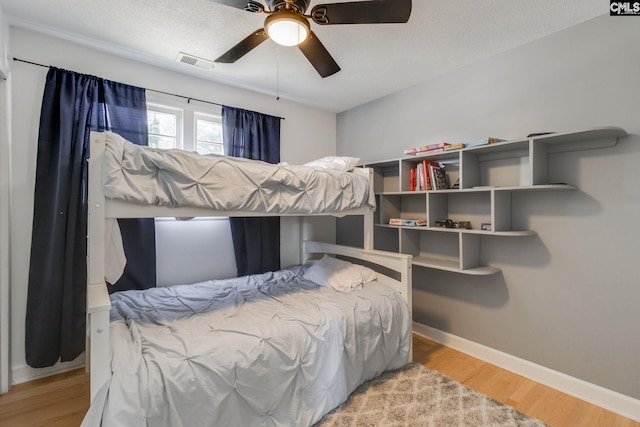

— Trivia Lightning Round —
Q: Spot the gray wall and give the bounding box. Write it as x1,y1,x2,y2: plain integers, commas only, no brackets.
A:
337,15,640,400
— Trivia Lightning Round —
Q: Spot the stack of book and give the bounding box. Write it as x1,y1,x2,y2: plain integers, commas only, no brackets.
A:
405,137,505,155
444,143,464,151
404,142,453,155
410,161,449,191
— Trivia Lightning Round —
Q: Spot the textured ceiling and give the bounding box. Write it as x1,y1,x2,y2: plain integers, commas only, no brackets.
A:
0,0,606,112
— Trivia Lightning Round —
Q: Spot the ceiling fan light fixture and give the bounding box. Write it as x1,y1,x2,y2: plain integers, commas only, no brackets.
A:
265,10,310,47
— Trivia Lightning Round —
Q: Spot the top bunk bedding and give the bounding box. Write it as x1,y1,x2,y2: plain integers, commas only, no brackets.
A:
100,132,375,214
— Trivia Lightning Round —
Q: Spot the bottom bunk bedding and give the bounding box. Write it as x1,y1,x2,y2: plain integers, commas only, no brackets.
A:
83,263,411,427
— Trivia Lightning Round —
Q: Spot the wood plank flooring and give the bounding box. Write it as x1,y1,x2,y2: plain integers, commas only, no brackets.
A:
413,334,639,427
0,334,637,426
0,368,89,427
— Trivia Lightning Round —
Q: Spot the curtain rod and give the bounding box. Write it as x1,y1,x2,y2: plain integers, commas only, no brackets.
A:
12,57,285,120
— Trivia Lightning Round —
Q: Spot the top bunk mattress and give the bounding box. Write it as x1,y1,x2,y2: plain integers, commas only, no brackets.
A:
101,132,375,214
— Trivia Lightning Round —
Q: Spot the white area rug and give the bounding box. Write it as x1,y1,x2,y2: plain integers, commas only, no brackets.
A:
314,362,548,427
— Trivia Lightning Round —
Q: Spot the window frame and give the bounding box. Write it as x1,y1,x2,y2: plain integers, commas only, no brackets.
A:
147,102,183,150
194,112,224,155
146,92,223,153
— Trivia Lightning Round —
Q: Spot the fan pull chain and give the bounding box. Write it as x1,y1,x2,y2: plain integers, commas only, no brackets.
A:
276,45,280,101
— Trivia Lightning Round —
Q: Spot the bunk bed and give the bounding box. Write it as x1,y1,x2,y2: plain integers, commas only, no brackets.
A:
84,131,413,427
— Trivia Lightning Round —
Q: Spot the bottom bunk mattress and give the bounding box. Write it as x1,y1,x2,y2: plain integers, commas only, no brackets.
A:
84,265,411,427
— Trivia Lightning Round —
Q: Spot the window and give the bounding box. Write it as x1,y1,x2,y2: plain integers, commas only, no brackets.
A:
195,114,223,155
146,95,222,154
147,104,182,150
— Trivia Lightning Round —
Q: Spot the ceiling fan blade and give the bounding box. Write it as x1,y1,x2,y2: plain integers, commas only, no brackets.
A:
209,0,264,13
311,0,411,25
298,31,340,78
215,29,269,63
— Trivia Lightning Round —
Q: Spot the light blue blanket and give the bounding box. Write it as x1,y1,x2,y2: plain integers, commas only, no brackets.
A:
82,267,411,427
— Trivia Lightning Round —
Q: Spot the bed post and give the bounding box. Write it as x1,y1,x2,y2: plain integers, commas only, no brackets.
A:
86,132,112,401
363,168,374,250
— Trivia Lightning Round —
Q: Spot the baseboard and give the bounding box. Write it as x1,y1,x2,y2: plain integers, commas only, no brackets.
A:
413,322,640,422
11,354,85,386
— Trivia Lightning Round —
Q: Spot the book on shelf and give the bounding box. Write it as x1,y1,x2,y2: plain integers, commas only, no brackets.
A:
404,142,451,155
416,163,425,190
428,163,449,190
413,160,441,191
409,168,416,191
417,147,445,155
389,218,426,227
421,142,450,151
444,143,464,151
464,137,506,148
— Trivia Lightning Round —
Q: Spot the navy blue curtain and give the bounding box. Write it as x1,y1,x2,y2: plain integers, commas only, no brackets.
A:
25,67,155,368
222,106,281,276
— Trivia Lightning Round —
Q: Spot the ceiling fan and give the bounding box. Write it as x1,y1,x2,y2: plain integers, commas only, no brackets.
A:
211,0,412,78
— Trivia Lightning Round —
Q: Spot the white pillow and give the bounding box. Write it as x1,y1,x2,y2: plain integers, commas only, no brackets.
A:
303,254,377,292
304,156,360,172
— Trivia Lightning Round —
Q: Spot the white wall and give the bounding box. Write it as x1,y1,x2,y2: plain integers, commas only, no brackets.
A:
155,218,238,286
0,6,7,78
338,15,640,402
0,6,11,394
7,25,337,384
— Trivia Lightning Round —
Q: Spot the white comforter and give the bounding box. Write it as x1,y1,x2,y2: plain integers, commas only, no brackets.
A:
83,267,411,427
102,132,375,214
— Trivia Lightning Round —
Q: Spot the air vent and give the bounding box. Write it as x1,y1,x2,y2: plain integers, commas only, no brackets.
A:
176,52,214,70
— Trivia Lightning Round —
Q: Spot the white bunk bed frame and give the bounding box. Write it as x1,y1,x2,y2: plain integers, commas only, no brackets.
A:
85,131,412,401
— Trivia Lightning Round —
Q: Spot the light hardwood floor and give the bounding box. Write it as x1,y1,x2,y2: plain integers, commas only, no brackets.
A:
0,334,637,426
412,334,638,427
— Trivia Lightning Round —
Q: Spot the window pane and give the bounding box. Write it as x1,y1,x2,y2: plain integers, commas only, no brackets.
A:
148,111,177,137
197,119,221,143
149,135,177,150
196,141,224,155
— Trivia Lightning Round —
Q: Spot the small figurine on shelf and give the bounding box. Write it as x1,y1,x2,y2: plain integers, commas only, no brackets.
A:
435,219,472,229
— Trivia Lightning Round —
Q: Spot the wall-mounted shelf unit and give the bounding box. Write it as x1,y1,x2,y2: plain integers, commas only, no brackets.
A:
366,127,628,275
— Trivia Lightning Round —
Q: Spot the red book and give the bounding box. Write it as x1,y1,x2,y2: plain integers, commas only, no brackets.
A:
410,168,416,191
